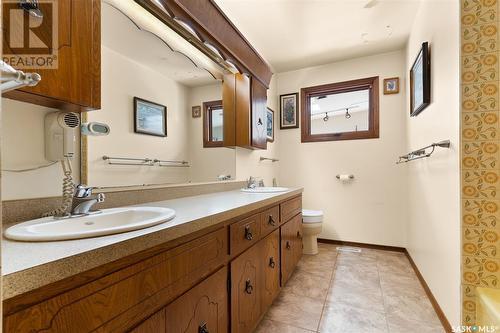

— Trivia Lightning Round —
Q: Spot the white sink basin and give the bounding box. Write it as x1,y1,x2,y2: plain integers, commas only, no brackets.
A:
241,187,289,193
4,207,176,242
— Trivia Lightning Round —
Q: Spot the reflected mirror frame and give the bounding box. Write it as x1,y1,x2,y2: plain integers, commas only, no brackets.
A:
203,100,224,148
300,76,380,143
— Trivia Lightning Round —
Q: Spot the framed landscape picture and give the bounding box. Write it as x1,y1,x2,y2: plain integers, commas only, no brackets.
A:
280,93,299,129
134,97,167,137
383,77,399,95
267,107,274,142
410,42,431,116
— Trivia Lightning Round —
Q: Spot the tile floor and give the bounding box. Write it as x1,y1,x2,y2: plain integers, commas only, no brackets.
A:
255,243,445,333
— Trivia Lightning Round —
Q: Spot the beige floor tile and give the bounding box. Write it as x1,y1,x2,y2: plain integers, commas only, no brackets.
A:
379,272,425,298
383,294,442,326
386,314,445,333
327,279,385,313
377,255,414,275
255,319,315,333
333,264,381,290
296,255,336,276
266,292,324,331
318,302,389,333
336,252,378,267
284,268,332,300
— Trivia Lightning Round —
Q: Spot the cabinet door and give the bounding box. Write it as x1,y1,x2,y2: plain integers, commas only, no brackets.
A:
165,267,228,333
261,229,280,312
2,0,101,111
230,214,261,256
231,244,261,333
280,214,303,286
251,79,267,149
129,309,166,333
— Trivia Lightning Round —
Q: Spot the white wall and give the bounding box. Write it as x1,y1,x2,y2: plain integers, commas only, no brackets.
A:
86,46,191,187
276,50,408,247
1,99,81,200
405,0,460,326
187,83,236,182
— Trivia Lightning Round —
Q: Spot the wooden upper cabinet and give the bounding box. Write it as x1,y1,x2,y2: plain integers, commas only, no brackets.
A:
222,73,268,150
2,0,101,112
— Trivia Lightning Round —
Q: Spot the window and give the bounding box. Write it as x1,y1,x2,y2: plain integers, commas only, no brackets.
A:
203,100,224,147
301,76,379,142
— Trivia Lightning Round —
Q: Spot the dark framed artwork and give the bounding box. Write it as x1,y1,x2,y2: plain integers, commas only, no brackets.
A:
410,42,431,116
192,105,201,118
133,97,167,137
266,107,274,142
280,93,299,129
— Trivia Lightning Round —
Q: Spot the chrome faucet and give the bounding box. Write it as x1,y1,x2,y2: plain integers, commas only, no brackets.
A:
246,176,264,189
71,184,105,215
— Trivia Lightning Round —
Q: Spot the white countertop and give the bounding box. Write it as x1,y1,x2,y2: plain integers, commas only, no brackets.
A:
2,188,302,299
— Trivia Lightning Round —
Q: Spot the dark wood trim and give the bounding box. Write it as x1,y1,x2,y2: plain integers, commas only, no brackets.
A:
133,97,168,137
136,0,272,88
203,100,224,148
404,250,452,333
410,42,431,117
317,239,405,253
318,238,451,333
300,76,380,142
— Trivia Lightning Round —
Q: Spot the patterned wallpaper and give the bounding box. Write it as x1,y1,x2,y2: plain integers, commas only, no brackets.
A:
461,0,500,325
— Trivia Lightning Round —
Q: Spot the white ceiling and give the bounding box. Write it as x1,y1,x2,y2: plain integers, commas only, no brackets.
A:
214,0,421,72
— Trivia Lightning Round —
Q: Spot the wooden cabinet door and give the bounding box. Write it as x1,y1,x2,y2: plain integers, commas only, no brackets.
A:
230,214,261,256
129,309,166,333
260,229,280,312
2,0,101,111
231,243,261,333
165,267,228,333
251,79,267,149
281,214,303,286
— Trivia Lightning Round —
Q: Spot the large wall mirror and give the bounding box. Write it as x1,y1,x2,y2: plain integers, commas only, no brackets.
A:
82,0,235,188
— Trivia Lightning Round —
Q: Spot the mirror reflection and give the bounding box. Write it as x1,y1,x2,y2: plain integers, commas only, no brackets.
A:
83,2,235,188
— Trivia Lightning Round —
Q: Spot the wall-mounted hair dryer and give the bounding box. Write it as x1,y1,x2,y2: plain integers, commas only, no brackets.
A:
45,112,80,162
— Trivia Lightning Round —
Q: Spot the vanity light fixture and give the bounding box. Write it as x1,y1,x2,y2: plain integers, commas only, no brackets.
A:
151,0,171,16
173,18,202,42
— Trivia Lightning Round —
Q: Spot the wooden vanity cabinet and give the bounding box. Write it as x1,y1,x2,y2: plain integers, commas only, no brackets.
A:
4,195,303,333
222,73,268,150
2,0,101,111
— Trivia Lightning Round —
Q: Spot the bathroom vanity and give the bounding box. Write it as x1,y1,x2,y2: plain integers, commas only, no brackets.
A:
2,189,303,333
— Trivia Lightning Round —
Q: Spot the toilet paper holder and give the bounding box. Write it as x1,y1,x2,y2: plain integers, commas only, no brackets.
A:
336,174,355,180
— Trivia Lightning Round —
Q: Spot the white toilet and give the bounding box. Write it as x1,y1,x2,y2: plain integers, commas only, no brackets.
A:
302,209,324,255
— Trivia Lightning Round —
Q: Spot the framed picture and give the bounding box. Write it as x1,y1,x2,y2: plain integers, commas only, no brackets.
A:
280,93,299,129
266,107,274,142
410,42,431,116
192,105,201,118
383,77,399,95
134,97,167,137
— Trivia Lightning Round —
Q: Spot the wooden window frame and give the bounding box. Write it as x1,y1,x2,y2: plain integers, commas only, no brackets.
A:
203,100,224,148
301,76,380,142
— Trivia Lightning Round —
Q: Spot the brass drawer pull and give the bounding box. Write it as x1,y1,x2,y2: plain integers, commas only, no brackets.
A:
245,279,254,294
268,215,276,226
244,226,253,240
199,323,209,333
269,257,276,268
286,241,291,250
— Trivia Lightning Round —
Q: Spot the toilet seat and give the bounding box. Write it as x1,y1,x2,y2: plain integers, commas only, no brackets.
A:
302,209,323,223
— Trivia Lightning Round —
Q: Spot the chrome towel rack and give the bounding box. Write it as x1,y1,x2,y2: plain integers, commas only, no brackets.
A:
396,140,451,164
260,157,279,162
102,156,190,167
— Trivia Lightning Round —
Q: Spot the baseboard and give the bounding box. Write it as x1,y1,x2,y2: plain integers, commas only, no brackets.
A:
318,239,452,333
317,238,406,253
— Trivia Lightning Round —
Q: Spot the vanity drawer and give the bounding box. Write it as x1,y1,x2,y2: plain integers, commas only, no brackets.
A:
230,214,261,255
280,196,302,223
4,228,228,333
260,205,280,236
